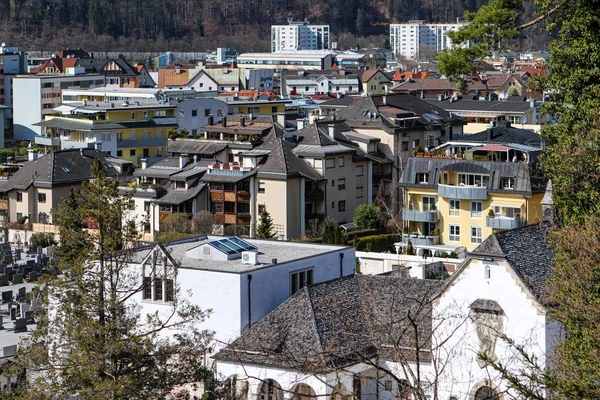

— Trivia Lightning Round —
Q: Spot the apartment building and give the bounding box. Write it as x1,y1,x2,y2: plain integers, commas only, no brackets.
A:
237,50,336,71
281,69,360,96
398,157,545,252
0,44,28,126
0,149,129,242
61,86,196,105
34,100,177,165
390,20,470,60
271,19,330,52
13,74,106,141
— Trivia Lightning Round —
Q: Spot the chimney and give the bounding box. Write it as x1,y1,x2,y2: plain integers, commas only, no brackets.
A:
208,115,214,125
241,117,246,127
179,153,188,169
328,124,336,140
140,158,148,169
222,116,227,127
297,118,305,130
272,258,278,265
193,155,198,164
487,127,494,141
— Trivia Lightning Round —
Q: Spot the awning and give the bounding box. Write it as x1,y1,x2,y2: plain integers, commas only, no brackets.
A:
478,145,509,152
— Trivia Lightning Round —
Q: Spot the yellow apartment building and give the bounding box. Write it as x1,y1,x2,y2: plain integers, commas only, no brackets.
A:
399,157,545,252
34,100,177,165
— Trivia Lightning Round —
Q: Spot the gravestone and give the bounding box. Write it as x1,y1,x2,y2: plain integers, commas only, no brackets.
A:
13,318,27,333
11,273,23,284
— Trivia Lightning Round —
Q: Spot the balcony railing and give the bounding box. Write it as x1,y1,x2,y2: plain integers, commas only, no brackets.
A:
486,216,524,230
402,209,439,223
438,184,488,200
35,136,61,146
401,234,440,246
305,189,324,203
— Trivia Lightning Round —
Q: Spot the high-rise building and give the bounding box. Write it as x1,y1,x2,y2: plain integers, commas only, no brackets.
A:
0,44,28,125
389,20,469,60
271,19,330,52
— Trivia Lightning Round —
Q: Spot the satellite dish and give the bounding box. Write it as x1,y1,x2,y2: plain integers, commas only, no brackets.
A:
519,116,528,124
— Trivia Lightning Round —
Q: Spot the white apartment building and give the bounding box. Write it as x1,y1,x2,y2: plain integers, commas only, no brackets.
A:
271,19,330,52
13,74,106,141
390,20,469,60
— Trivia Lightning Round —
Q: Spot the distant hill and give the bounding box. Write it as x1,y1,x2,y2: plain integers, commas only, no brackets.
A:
0,0,548,51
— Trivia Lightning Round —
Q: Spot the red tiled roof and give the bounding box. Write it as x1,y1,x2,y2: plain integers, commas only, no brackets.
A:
518,66,549,76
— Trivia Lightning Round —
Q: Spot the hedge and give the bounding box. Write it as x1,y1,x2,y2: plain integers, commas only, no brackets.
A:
347,228,380,244
354,234,401,253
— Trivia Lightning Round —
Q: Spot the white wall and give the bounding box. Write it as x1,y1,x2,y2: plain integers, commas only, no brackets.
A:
13,78,42,140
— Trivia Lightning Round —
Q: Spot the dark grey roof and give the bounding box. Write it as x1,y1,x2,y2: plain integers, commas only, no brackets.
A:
0,149,117,191
471,222,554,301
153,181,206,205
215,275,443,370
450,123,542,146
426,98,533,113
399,157,537,195
167,140,228,156
318,96,358,108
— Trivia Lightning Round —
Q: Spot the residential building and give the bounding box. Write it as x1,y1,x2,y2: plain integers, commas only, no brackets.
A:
390,77,486,96
128,235,355,351
76,55,154,88
214,217,558,400
237,50,336,71
271,19,330,52
175,98,228,135
398,156,545,252
360,70,392,95
425,97,542,133
0,149,131,242
334,93,465,206
61,87,196,105
33,100,177,165
13,74,106,141
390,20,470,60
281,69,359,96
0,44,28,126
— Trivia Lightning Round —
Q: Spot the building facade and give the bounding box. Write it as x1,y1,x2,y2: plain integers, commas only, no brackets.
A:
271,19,330,52
390,20,469,60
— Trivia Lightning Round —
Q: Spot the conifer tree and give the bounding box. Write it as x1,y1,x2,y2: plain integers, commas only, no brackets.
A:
255,210,276,239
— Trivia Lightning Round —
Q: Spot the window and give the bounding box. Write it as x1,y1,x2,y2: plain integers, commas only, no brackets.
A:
100,133,111,141
191,109,198,117
144,201,150,212
357,187,363,198
117,150,123,157
272,106,278,113
331,201,335,209
16,192,22,202
471,226,483,244
143,111,148,119
493,205,521,218
175,181,186,189
131,112,136,120
258,204,266,214
356,165,364,176
130,131,137,140
178,109,184,118
458,173,489,187
449,224,460,242
153,278,163,301
331,179,335,187
325,158,335,168
217,109,223,117
143,148,150,157
204,109,210,117
471,201,483,218
165,279,174,302
258,182,265,193
130,149,136,156
143,277,152,300
338,201,346,212
338,157,345,167
215,202,224,213
449,200,460,216
291,269,313,295
423,196,436,211
501,177,515,189
338,179,345,190
38,193,46,203
416,172,429,184
402,142,409,151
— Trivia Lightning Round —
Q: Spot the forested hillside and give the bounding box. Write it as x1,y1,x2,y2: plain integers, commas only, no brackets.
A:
0,0,487,45
0,0,546,51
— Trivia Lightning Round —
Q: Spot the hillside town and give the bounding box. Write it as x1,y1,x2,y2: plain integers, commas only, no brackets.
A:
0,6,594,400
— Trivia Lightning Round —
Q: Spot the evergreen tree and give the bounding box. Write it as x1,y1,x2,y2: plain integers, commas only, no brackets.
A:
11,160,213,399
255,210,276,239
322,217,337,244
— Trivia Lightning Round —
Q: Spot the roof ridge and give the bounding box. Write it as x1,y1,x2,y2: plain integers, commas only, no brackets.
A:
305,285,327,360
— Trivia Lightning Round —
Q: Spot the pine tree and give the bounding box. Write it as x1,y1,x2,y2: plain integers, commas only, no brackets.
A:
11,160,213,398
255,210,276,239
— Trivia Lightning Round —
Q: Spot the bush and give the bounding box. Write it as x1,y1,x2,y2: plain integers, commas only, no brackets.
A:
354,234,401,253
353,204,380,230
156,232,197,243
347,228,379,245
295,238,323,243
160,213,191,233
29,232,57,248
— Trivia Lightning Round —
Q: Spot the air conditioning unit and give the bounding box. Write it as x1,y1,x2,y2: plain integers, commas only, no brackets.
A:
242,251,258,265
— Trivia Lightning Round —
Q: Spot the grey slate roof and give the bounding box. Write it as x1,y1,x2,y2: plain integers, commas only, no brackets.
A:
426,98,534,113
0,149,117,191
153,181,207,205
167,140,228,156
399,157,538,195
450,124,542,146
214,275,443,370
471,222,554,301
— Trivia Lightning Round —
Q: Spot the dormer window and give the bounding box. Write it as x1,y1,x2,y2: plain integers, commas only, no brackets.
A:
458,173,489,187
501,177,515,189
175,181,186,190
416,172,429,184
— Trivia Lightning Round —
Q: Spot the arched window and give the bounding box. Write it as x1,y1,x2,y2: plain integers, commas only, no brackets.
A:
259,379,284,400
474,385,500,400
292,383,316,400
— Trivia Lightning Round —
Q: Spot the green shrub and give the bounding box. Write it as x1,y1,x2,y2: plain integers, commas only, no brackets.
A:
156,232,197,243
354,234,401,253
295,238,323,243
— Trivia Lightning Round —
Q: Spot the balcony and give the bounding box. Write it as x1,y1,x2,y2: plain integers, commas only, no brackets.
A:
486,216,524,230
237,192,251,202
401,234,440,246
305,189,324,203
35,136,61,146
438,184,488,200
402,209,439,223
